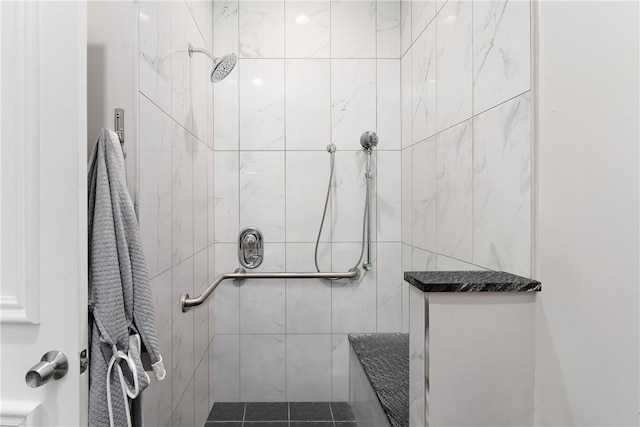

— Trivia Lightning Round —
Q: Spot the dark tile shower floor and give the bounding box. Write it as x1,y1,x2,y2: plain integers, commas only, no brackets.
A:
204,402,356,427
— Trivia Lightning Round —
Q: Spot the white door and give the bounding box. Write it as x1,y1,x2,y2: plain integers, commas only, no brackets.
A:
0,2,88,426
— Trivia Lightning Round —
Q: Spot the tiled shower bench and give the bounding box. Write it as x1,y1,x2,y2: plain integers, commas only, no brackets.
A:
404,271,541,427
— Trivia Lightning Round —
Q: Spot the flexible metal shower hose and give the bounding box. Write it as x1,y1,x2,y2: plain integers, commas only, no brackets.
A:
314,148,369,276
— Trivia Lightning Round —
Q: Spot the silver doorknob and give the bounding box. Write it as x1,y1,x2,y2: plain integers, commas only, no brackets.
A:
25,351,68,388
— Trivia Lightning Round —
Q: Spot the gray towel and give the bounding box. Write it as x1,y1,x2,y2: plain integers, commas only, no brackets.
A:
88,129,165,427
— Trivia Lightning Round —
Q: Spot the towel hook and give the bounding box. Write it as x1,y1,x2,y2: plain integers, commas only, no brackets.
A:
114,108,124,144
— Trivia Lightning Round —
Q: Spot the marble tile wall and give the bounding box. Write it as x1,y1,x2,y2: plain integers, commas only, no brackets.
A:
211,0,404,402
400,0,533,332
138,1,215,426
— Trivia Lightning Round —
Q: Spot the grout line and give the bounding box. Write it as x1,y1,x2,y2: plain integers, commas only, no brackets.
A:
242,402,247,427
404,89,531,152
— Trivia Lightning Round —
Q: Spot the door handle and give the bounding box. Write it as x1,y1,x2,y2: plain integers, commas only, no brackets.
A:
25,351,68,388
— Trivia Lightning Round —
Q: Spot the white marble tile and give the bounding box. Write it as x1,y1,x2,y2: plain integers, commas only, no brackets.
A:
436,119,472,260
331,334,351,401
411,0,436,42
401,52,412,149
214,151,239,243
411,23,437,143
151,270,173,369
207,245,216,343
401,0,412,55
139,1,172,114
285,1,330,58
213,243,240,334
401,148,413,244
213,64,239,151
240,334,287,401
331,59,377,150
214,1,239,56
213,1,239,151
171,0,193,131
285,242,332,333
139,150,172,279
436,0,473,131
332,243,377,333
411,246,436,270
377,151,402,241
285,59,331,150
171,257,194,410
171,380,195,427
411,138,436,252
210,334,240,402
377,59,402,150
239,59,285,150
239,1,285,58
378,0,401,58
473,92,531,276
151,269,173,423
408,285,426,427
286,151,332,242
436,255,485,271
401,243,412,333
193,249,209,361
286,334,332,401
331,0,376,58
208,151,215,246
351,347,393,426
190,21,210,145
194,353,210,427
377,242,403,332
193,142,209,253
331,150,372,242
239,243,286,334
187,0,213,48
172,125,194,264
239,151,286,242
209,335,216,408
140,94,172,152
473,0,530,114
205,245,216,344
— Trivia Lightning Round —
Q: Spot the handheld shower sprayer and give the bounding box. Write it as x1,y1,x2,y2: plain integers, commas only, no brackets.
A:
360,131,379,151
360,131,377,271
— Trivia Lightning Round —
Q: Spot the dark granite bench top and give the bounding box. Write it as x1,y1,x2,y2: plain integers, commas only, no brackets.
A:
348,333,408,427
404,271,541,293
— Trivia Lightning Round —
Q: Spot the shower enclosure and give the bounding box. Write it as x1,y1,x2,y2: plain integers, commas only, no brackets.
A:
124,0,404,424
88,0,534,424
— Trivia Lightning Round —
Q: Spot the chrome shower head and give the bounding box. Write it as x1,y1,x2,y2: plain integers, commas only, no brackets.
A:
360,131,379,151
188,43,237,83
211,53,237,83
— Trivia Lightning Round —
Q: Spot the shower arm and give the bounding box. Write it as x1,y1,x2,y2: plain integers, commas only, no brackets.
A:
187,43,215,61
180,267,361,312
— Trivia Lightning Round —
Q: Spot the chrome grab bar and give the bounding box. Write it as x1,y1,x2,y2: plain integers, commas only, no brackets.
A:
180,267,361,312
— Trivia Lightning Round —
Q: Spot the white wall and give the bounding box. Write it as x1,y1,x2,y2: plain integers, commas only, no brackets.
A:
535,1,640,425
210,0,404,402
87,1,138,200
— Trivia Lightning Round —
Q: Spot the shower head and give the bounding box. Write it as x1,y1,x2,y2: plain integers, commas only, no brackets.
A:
211,53,237,83
360,131,379,151
188,43,237,83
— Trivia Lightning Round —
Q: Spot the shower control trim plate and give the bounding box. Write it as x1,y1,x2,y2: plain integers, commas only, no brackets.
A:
238,227,264,269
